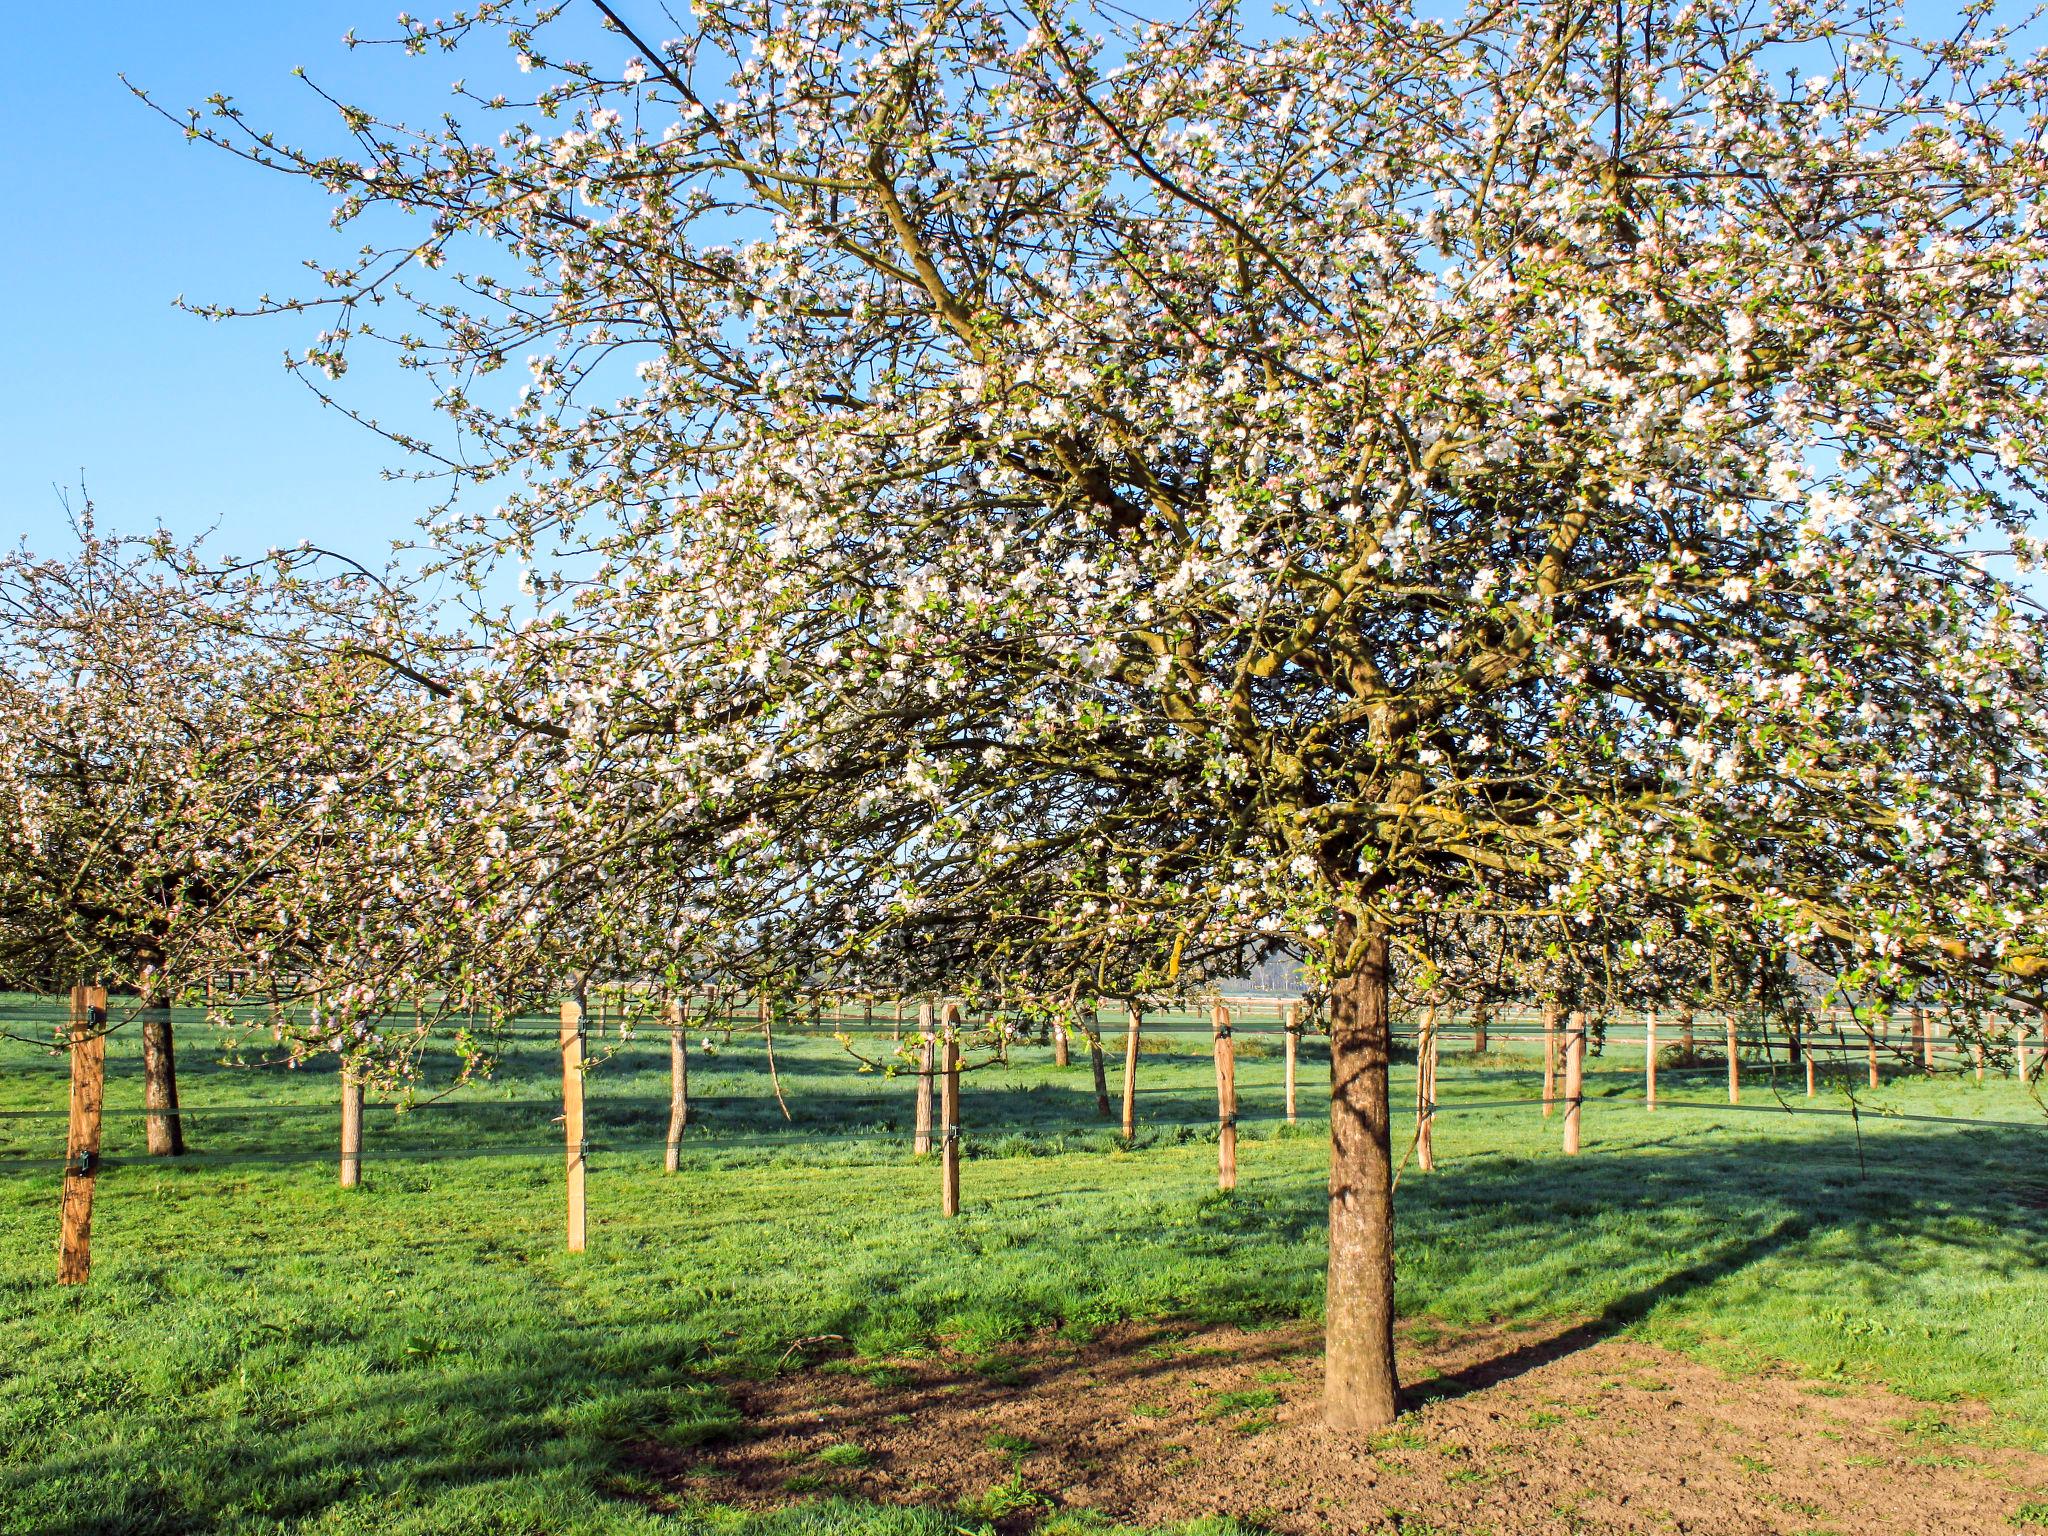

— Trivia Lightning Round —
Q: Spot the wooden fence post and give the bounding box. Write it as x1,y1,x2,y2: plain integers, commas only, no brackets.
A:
1212,1000,1237,1191
1869,1016,1882,1088
561,1000,587,1253
940,1002,961,1216
1542,998,1560,1117
1644,1007,1657,1112
58,985,107,1285
1913,1006,1930,1072
665,998,688,1173
1804,1017,1817,1096
1563,1010,1585,1156
914,1001,935,1155
340,1063,364,1189
1284,1001,1299,1125
1416,1005,1438,1172
1121,1003,1140,1139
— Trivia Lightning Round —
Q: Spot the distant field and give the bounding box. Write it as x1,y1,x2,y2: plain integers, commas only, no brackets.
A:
2,993,2044,1535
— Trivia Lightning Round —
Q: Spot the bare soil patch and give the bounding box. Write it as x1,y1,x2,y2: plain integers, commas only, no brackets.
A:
631,1320,2048,1535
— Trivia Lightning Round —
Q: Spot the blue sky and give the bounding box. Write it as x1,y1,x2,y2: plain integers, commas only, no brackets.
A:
2,4,479,566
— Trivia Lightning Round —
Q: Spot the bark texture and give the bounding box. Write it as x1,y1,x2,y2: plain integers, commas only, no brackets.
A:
1325,925,1399,1432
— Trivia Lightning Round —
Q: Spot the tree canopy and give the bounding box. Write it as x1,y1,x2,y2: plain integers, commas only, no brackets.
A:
155,0,2048,1427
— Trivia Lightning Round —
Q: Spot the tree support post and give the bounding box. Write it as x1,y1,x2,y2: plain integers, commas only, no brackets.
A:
940,1002,961,1216
1213,1000,1238,1191
561,1000,587,1253
58,985,107,1285
1284,1001,1299,1125
1563,1011,1586,1156
1644,1007,1657,1112
1727,1015,1741,1104
340,1064,364,1188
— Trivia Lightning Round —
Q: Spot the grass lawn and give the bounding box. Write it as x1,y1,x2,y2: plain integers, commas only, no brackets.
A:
1,995,2043,1535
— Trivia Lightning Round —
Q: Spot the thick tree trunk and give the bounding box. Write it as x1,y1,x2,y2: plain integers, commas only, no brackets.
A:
1325,925,1400,1432
141,981,185,1156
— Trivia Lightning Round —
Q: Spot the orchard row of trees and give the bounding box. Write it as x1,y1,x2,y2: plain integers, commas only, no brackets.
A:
12,0,2048,1430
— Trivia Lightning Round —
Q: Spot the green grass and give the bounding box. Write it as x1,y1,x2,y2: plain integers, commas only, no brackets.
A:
1,994,2044,1534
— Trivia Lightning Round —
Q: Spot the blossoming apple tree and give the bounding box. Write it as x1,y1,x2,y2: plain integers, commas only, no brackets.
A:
171,0,2048,1427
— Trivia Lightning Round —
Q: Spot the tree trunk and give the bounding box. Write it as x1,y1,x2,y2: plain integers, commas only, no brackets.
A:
141,980,185,1157
1471,1001,1489,1055
914,1001,935,1155
1086,1011,1112,1117
1054,1012,1070,1067
1541,997,1560,1117
1325,924,1400,1432
1678,1003,1695,1062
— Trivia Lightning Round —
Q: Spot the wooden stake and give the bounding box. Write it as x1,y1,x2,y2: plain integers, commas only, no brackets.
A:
58,985,107,1285
561,1000,587,1253
940,1002,961,1216
1120,1002,1140,1139
1212,1000,1237,1191
1804,1017,1816,1097
1644,1006,1657,1113
1869,1017,1882,1089
914,1001,935,1155
1542,998,1560,1117
1416,1005,1437,1172
340,1064,364,1188
1563,1010,1585,1155
1727,1013,1740,1104
1284,1001,1299,1124
1913,1006,1930,1072
665,998,688,1173
2018,1013,2033,1085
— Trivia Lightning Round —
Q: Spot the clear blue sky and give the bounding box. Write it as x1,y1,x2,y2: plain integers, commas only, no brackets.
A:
2,4,477,566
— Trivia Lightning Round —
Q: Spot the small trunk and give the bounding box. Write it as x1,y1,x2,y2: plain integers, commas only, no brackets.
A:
1471,1002,1489,1056
1562,1011,1585,1155
914,1001,935,1155
1324,924,1400,1432
1678,1003,1695,1062
1121,1004,1141,1138
141,982,185,1157
1284,1002,1299,1124
666,998,689,1173
1086,1012,1112,1117
1415,1004,1436,1172
1054,1012,1071,1067
1541,998,1560,1118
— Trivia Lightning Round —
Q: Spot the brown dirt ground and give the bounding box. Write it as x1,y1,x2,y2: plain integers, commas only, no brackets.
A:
628,1319,2048,1535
